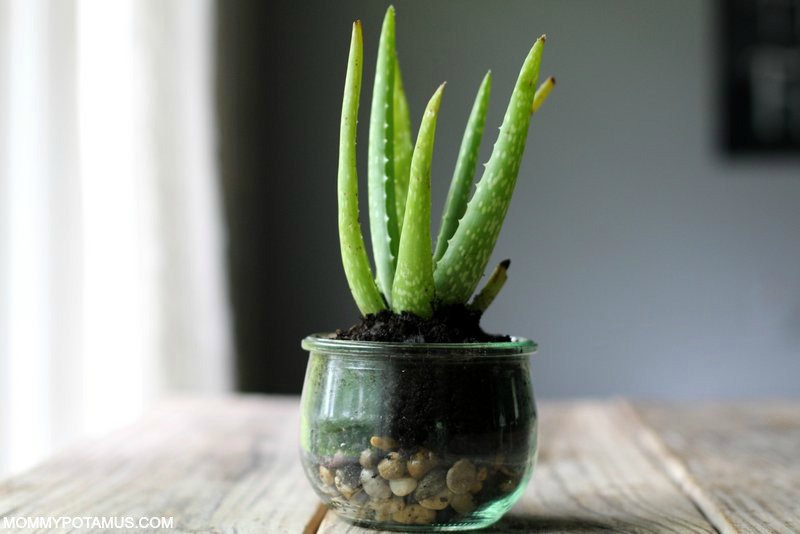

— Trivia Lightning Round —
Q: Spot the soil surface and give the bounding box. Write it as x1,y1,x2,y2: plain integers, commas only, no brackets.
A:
335,304,510,343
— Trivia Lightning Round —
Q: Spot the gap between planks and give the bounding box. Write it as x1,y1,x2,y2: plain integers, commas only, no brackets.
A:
634,402,800,534
627,403,733,534
316,399,720,533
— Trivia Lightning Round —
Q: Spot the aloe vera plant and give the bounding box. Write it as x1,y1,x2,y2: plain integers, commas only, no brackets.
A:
338,7,555,319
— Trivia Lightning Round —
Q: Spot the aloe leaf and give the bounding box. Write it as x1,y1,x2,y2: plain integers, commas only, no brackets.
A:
469,259,510,312
368,6,399,303
393,57,413,231
433,71,492,263
337,21,387,315
532,76,555,113
391,84,445,318
434,36,545,305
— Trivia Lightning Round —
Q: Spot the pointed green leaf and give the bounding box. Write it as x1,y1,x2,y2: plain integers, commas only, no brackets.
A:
368,6,399,303
393,57,413,232
434,36,545,304
433,71,492,263
338,21,386,316
391,84,445,318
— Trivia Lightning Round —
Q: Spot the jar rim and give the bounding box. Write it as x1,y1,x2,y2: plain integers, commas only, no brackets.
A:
301,333,537,357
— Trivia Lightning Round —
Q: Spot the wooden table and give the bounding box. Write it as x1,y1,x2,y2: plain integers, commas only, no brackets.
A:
0,397,798,533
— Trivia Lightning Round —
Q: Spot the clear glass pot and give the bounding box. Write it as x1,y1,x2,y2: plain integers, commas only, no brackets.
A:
300,334,538,531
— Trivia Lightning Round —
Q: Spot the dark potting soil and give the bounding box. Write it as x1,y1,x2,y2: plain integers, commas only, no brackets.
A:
380,356,535,455
334,304,510,343
332,305,530,458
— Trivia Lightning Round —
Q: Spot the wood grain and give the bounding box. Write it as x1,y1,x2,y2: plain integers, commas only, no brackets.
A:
636,402,800,534
1,397,798,533
0,396,321,534
318,400,717,533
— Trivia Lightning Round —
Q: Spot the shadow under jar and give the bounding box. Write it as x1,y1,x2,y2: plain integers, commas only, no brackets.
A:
300,334,538,531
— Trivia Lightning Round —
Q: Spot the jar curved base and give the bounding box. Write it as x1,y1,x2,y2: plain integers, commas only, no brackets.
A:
299,334,539,532
329,476,531,531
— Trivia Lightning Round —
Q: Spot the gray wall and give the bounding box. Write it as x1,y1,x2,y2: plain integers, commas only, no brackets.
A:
219,0,800,398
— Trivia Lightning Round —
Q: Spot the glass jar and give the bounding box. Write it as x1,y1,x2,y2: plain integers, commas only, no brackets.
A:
300,334,538,531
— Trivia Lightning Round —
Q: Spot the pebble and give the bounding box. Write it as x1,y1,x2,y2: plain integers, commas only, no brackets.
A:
449,492,476,515
370,435,397,451
388,477,417,497
318,465,334,486
359,448,381,469
348,489,369,506
407,448,439,480
329,449,355,469
447,459,477,494
477,466,489,482
377,452,407,480
469,480,483,494
419,488,450,510
368,496,405,521
413,469,447,501
499,465,517,477
319,441,523,525
360,469,392,499
392,504,436,525
334,464,361,499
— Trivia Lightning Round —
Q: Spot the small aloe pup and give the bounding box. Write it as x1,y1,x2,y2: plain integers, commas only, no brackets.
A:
338,6,555,321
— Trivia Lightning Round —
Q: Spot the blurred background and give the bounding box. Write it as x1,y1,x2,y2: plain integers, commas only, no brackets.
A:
1,0,798,475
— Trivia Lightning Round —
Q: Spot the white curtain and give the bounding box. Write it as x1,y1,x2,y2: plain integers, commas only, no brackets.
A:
0,0,232,475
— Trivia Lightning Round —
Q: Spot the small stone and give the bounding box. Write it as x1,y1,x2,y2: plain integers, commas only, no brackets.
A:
468,480,483,494
407,448,439,480
329,449,356,469
392,504,436,525
447,459,477,494
334,464,361,499
369,496,405,521
389,477,417,497
359,448,381,469
334,482,356,500
349,489,369,506
319,465,334,486
449,492,476,515
370,435,397,451
371,496,405,512
499,465,517,477
360,469,392,499
419,488,450,510
477,466,489,482
377,452,407,480
414,469,447,501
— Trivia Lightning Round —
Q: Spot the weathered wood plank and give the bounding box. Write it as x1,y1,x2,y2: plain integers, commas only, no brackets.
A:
0,396,321,534
636,402,800,534
318,400,716,533
5,397,796,534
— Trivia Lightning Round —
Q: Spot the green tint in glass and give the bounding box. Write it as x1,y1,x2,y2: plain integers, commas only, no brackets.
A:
300,335,538,531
